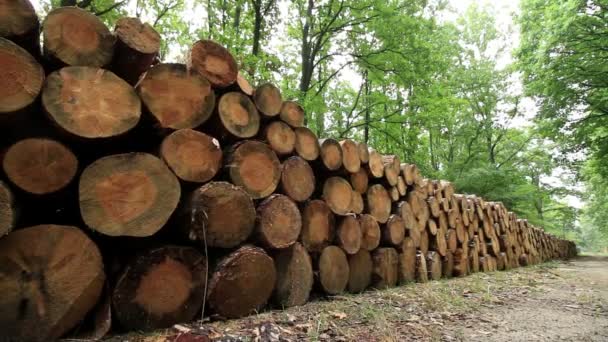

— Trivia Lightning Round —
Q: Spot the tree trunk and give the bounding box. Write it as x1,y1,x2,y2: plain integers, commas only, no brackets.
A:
273,242,314,307
372,247,398,288
160,129,222,183
317,246,349,295
347,249,372,293
256,194,301,249
79,153,180,237
301,200,335,253
188,40,238,88
225,140,281,199
112,17,160,85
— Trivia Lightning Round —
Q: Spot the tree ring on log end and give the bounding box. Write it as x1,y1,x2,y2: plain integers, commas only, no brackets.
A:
0,38,43,115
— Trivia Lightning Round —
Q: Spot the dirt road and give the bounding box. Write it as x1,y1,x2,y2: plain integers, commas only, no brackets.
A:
112,256,608,342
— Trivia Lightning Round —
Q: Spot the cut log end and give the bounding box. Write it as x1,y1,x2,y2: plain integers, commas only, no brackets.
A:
43,7,114,67
426,251,442,281
43,67,141,139
264,120,296,155
0,37,43,117
336,215,362,254
382,214,405,246
183,181,255,248
279,101,305,128
294,127,320,161
112,246,207,330
3,138,78,195
349,190,364,214
366,184,391,224
357,142,370,164
0,0,39,56
350,168,369,194
347,249,372,293
208,246,276,318
226,140,280,199
398,237,417,284
301,200,335,253
256,194,302,249
79,153,180,237
280,156,315,202
254,83,283,117
367,149,384,178
319,138,343,171
0,225,105,341
359,214,381,251
113,17,160,85
218,92,260,138
0,181,16,236
160,129,222,183
236,72,254,95
318,246,349,295
372,247,399,289
138,63,215,130
188,40,238,88
323,177,353,215
273,243,313,307
339,139,361,173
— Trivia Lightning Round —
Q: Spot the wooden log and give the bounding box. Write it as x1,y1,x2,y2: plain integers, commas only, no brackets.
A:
279,101,305,128
79,153,180,237
357,142,370,164
2,138,77,195
372,247,398,288
336,215,362,255
160,129,222,183
217,92,260,139
347,249,372,293
428,197,441,218
389,186,400,202
318,138,343,171
301,200,335,253
426,251,442,281
419,229,429,255
225,140,280,199
322,176,353,216
415,251,428,283
366,184,391,224
396,201,416,232
0,225,104,341
367,149,384,178
453,248,468,277
0,38,44,121
447,228,458,253
0,181,16,236
350,168,369,194
207,245,276,318
318,245,349,295
264,120,295,156
359,213,380,251
256,194,301,249
397,176,407,197
112,246,207,330
112,17,160,85
430,228,447,257
188,40,237,88
349,190,364,214
294,127,320,161
0,0,39,57
42,67,141,140
273,242,313,308
427,218,438,236
42,7,114,68
280,156,315,202
137,63,215,131
382,154,400,186
181,181,255,248
442,251,454,278
254,83,282,117
382,214,405,246
234,71,254,95
339,139,361,173
398,237,417,284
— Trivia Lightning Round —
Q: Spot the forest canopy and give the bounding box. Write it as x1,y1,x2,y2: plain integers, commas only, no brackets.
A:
32,0,608,251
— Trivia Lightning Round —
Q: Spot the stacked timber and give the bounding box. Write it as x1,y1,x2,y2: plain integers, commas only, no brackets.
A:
0,2,577,341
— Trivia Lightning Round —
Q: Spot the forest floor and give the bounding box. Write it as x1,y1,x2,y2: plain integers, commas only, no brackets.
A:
108,256,608,342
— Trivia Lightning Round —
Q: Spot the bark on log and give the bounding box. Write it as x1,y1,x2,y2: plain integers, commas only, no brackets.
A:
279,101,305,128
43,7,114,68
0,38,44,121
188,40,237,88
318,246,349,295
3,138,77,195
256,194,301,249
318,138,343,171
426,251,442,281
372,247,398,288
339,139,361,173
294,127,320,161
181,181,255,248
336,215,362,255
359,214,380,251
79,153,180,237
398,237,416,284
366,184,391,224
42,67,141,139
0,0,40,57
301,200,335,253
253,83,282,117
112,17,160,85
322,177,353,216
207,245,276,318
264,121,295,156
160,129,222,183
347,249,372,293
112,246,207,330
280,156,315,202
0,225,105,342
217,92,260,139
273,242,313,308
350,168,368,194
225,140,280,199
0,181,16,236
137,63,215,130
382,214,405,246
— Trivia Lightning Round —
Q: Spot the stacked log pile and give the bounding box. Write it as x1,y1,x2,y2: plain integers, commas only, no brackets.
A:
0,2,577,341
